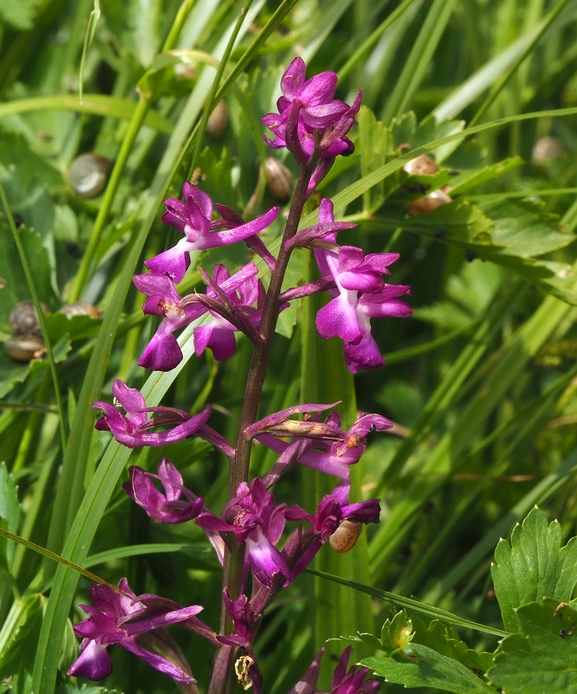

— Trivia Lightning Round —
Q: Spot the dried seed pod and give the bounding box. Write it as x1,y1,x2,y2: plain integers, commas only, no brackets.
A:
206,100,228,137
532,136,564,164
5,334,46,362
10,301,48,337
403,154,438,176
265,157,293,203
59,301,102,319
329,520,362,553
409,188,452,216
69,153,110,197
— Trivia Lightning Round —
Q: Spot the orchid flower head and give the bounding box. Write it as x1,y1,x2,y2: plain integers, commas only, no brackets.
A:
124,458,204,524
146,183,279,283
68,578,207,683
93,379,211,448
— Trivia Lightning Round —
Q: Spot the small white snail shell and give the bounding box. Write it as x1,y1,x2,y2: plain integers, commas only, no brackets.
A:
5,334,46,362
206,100,228,137
10,301,48,337
265,157,293,203
59,301,102,319
409,188,452,216
329,520,362,553
69,153,110,197
532,136,564,164
403,154,439,176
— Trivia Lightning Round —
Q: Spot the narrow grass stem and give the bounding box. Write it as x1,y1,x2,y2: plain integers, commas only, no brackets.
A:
70,97,151,301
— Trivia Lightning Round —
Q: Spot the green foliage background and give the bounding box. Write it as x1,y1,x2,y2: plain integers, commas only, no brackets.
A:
2,0,577,693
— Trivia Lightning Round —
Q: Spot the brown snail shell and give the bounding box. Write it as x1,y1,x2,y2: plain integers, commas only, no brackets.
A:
206,100,228,137
69,153,110,197
59,302,102,319
265,157,293,203
409,188,452,216
10,301,48,337
403,154,439,176
5,334,46,362
329,520,362,553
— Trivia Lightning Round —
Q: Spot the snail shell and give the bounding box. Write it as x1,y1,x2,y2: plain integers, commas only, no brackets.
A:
532,136,564,164
59,301,102,319
403,155,438,176
329,520,362,553
206,100,228,137
265,157,293,203
10,301,48,337
5,334,46,362
409,188,452,216
69,153,110,197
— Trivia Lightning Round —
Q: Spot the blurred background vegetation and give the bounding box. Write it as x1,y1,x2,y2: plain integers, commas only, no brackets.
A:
2,0,577,692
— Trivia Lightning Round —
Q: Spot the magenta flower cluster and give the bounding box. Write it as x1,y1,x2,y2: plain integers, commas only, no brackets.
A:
70,58,411,694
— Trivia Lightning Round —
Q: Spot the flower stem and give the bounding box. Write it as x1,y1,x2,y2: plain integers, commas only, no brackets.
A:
217,163,314,694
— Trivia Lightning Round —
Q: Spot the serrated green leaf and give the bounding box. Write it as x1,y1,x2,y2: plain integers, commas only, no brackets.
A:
410,618,494,674
362,644,497,693
480,199,575,257
492,507,577,633
488,598,577,693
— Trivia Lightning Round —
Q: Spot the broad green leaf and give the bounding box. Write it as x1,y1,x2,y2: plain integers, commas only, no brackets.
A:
362,644,497,693
0,0,42,29
0,594,44,681
0,463,20,568
449,157,524,196
100,0,163,67
491,507,577,633
488,598,577,693
479,199,575,258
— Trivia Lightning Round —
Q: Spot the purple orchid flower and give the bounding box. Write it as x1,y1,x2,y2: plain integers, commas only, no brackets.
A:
193,263,266,361
124,459,204,524
257,411,392,486
262,58,361,165
196,478,290,587
262,58,361,195
284,484,380,582
133,272,206,372
288,645,379,694
134,262,263,371
68,578,211,683
310,201,411,373
93,379,211,448
145,183,279,283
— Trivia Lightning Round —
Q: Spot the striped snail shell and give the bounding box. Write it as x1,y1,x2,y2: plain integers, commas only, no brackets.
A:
10,301,48,337
59,301,102,319
329,520,362,553
5,334,46,362
403,154,439,176
265,157,293,203
69,153,110,197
